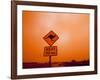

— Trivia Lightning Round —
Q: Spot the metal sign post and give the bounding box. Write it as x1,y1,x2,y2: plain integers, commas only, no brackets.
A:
49,55,52,67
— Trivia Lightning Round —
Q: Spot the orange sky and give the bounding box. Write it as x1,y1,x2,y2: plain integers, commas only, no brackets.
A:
22,11,90,63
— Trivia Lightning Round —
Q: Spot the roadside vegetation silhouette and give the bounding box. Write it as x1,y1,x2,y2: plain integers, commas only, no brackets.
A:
23,60,89,69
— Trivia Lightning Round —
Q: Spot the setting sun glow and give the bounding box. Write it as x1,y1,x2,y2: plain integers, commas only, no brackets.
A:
22,11,89,63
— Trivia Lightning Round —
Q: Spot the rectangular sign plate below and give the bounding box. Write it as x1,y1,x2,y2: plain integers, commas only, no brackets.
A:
44,46,57,56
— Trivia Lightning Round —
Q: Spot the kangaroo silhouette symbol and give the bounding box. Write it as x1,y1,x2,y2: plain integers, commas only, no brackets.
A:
46,35,56,41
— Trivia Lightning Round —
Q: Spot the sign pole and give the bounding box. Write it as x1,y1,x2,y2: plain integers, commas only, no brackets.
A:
49,55,52,67
49,45,52,67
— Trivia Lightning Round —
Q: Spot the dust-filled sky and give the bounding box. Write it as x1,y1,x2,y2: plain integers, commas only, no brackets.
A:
22,11,90,63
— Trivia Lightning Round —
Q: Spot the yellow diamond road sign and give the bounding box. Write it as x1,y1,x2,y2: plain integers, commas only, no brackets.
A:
43,31,59,46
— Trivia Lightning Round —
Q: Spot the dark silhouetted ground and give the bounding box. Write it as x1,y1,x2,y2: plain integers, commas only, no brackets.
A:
23,60,89,69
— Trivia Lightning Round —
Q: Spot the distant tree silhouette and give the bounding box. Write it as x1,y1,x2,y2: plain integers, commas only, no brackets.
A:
72,60,76,63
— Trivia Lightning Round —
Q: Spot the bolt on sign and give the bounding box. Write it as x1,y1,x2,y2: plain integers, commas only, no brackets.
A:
43,31,59,46
44,46,57,56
